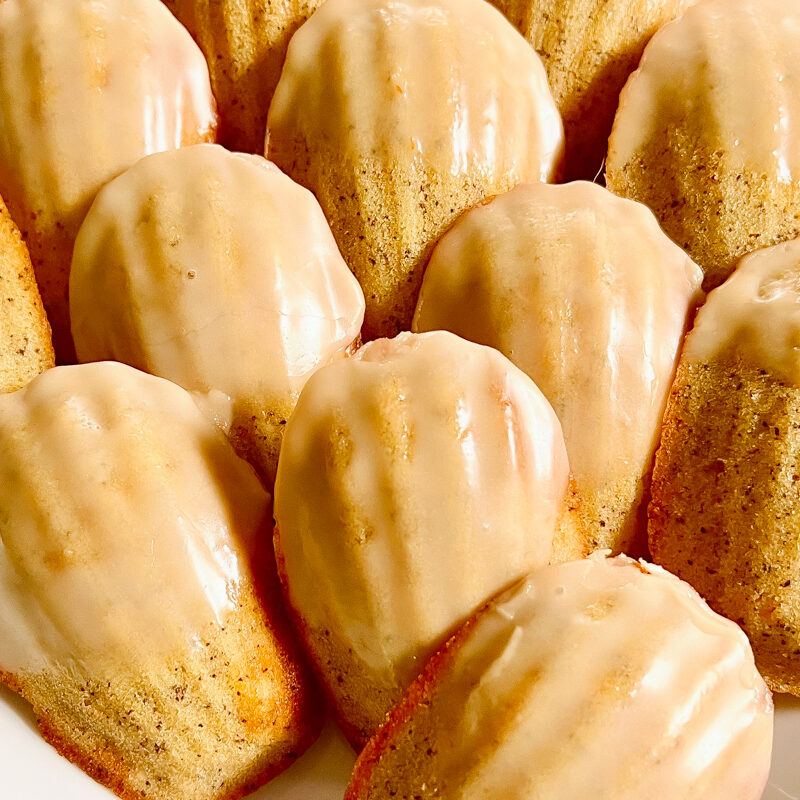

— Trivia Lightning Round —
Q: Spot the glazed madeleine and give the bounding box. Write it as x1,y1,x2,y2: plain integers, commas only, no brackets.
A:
414,181,703,556
0,194,53,392
0,0,217,362
274,330,583,747
347,555,773,800
70,144,364,487
0,362,321,800
650,237,800,696
266,0,563,340
607,0,800,291
488,0,699,180
168,0,325,153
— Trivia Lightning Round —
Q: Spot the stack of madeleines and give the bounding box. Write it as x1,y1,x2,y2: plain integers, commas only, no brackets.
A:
0,0,795,798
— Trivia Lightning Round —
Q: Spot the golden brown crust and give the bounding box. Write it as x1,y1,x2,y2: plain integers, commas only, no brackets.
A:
228,337,362,489
607,117,800,294
0,537,324,800
228,396,294,490
169,0,324,153
344,607,480,798
551,475,592,563
649,356,800,694
0,195,54,391
274,522,401,750
266,142,522,340
577,474,651,558
490,0,697,181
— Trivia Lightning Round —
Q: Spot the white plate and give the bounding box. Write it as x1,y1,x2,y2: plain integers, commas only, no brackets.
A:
0,684,797,799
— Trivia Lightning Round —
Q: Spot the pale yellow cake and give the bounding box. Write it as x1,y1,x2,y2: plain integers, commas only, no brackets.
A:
168,0,325,153
650,237,800,696
489,0,699,180
0,362,321,800
266,0,563,340
607,0,800,291
346,555,773,800
274,331,585,747
0,194,53,393
414,181,703,556
0,0,217,362
70,144,364,488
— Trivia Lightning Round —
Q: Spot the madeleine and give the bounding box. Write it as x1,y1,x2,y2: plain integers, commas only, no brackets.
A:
266,0,563,340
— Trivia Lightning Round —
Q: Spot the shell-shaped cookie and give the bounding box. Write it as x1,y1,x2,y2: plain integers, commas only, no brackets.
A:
266,0,564,340
169,0,325,153
0,362,321,799
414,181,703,556
488,0,698,181
0,0,217,362
274,331,578,746
0,195,53,392
70,144,364,487
347,555,774,800
650,237,800,696
606,0,800,291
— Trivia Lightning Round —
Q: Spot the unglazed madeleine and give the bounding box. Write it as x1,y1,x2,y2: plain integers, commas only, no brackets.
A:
346,555,773,800
266,0,564,340
414,181,703,556
606,0,800,291
274,331,584,747
488,0,699,181
0,362,321,800
70,144,364,488
168,0,325,153
0,194,54,393
650,238,800,696
0,0,217,363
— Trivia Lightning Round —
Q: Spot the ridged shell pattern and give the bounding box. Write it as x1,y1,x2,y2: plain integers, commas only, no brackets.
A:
349,555,774,800
70,145,364,467
0,0,217,359
685,237,800,385
414,181,703,554
269,0,562,179
609,0,800,180
0,362,271,675
274,330,570,736
488,0,699,180
266,0,564,339
170,0,326,152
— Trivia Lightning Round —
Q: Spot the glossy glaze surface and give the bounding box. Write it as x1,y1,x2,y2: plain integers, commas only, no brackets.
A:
71,144,364,410
609,0,800,180
266,0,564,339
268,0,562,180
685,238,800,384
169,0,325,152
0,0,217,358
349,555,774,800
0,362,271,675
488,0,699,180
275,331,570,734
414,181,702,553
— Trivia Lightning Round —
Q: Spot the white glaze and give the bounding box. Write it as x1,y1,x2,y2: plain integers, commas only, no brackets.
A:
409,555,773,799
0,0,217,211
0,0,217,352
609,0,800,182
414,181,703,493
684,237,800,382
275,331,569,685
266,0,563,181
70,144,364,404
0,362,271,675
